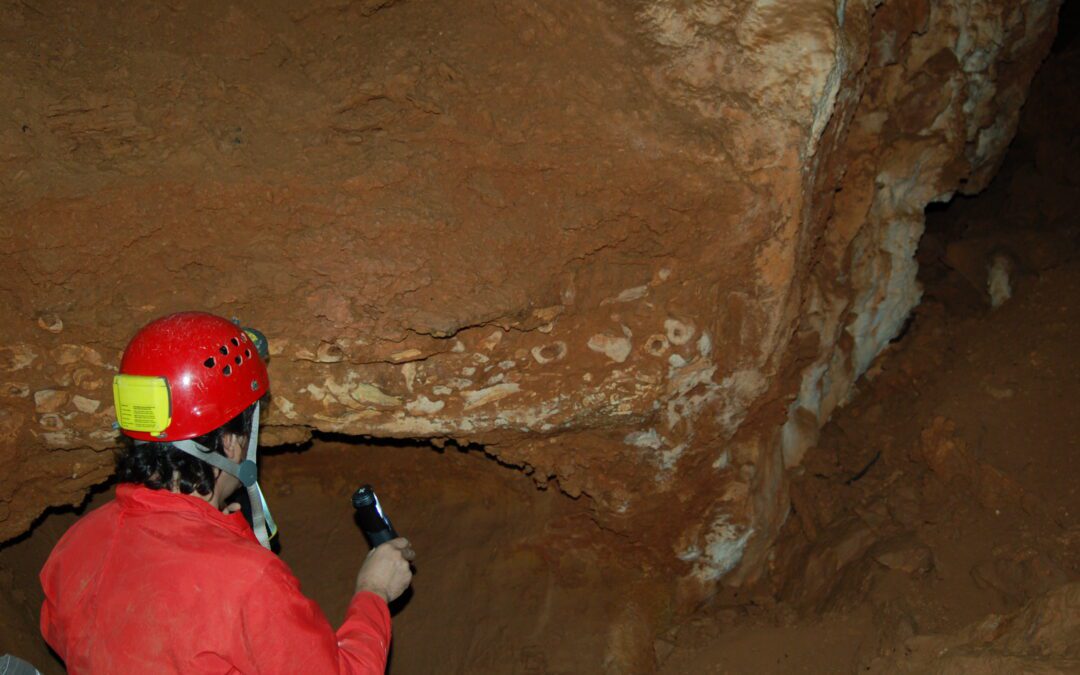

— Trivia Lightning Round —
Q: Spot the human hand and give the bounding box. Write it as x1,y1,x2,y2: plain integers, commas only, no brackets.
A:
355,538,415,603
222,502,243,515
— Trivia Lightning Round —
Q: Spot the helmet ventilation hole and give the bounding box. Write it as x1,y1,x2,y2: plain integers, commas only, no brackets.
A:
219,345,229,356
230,337,240,347
245,348,252,359
222,364,233,376
234,355,243,365
203,357,216,368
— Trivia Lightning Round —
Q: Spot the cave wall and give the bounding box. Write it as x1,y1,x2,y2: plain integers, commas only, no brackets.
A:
0,0,1061,593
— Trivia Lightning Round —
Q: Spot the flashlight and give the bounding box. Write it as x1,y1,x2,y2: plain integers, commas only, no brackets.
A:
352,485,398,547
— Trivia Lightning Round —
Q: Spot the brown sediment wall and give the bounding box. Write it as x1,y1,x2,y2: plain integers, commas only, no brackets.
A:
0,0,1061,596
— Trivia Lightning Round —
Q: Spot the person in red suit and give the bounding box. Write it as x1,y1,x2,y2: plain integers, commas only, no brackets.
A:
40,312,414,674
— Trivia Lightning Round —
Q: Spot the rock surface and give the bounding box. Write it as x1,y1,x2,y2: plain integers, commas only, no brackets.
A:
873,582,1080,673
0,0,1062,592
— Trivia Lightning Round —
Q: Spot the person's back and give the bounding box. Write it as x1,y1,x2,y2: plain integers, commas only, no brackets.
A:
41,484,395,674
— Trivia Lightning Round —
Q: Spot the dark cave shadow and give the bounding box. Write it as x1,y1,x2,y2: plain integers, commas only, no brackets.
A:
1051,0,1078,54
262,429,486,462
264,428,564,498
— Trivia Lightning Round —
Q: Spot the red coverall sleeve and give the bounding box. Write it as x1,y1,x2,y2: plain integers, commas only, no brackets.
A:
239,559,391,674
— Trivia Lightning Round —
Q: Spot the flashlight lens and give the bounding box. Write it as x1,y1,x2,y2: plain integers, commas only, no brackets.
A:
352,485,375,510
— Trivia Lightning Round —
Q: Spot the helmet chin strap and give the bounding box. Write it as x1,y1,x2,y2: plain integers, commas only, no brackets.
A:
138,402,277,549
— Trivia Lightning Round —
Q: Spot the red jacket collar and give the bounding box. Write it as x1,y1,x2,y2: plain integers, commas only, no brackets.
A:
115,483,258,543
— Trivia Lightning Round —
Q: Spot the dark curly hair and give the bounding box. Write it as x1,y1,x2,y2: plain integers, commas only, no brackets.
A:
116,403,257,496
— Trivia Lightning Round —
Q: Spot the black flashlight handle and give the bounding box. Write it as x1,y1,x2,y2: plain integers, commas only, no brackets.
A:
352,485,399,548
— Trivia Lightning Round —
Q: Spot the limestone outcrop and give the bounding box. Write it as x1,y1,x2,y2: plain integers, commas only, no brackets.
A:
873,582,1080,673
0,0,1061,593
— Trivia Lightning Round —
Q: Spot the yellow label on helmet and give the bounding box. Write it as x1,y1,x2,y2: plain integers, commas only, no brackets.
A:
113,375,172,435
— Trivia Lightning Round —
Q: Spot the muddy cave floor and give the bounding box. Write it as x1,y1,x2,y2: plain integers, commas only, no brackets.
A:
1,257,1078,673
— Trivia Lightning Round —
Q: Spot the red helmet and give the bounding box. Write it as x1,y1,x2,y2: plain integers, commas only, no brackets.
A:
114,312,269,442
